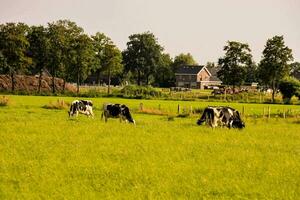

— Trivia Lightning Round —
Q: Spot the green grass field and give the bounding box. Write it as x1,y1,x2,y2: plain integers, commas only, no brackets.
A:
0,95,300,199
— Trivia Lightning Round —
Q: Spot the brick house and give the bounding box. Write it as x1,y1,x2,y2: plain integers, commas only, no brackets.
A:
175,65,222,89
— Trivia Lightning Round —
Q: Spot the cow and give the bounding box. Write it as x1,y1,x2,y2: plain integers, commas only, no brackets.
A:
68,100,94,117
197,106,245,129
101,103,135,124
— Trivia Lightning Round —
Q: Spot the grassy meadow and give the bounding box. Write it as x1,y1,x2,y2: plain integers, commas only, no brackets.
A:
0,95,300,199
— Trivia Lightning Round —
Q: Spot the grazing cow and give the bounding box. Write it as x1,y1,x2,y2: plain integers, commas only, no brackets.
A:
68,100,94,117
197,106,245,129
102,103,135,124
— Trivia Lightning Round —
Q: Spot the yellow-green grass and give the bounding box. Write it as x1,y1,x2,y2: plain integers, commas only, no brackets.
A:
0,95,299,199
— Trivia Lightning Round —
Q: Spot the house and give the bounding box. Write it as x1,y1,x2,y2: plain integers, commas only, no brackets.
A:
175,65,222,89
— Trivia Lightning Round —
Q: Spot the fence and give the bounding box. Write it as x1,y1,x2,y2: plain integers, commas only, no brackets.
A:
137,103,300,119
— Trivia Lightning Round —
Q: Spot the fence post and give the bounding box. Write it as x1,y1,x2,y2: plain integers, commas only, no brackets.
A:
177,104,180,114
190,106,193,114
268,106,271,119
283,108,286,119
263,107,266,118
158,104,161,110
139,103,143,111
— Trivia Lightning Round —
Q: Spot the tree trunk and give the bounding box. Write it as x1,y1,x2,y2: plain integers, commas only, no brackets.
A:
146,74,149,85
77,71,80,94
11,72,15,92
271,80,276,103
96,70,101,85
38,69,42,93
62,78,66,93
108,68,111,94
137,70,141,86
52,67,55,94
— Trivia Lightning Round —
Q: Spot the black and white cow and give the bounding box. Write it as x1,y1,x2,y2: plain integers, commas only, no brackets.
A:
101,103,135,124
68,100,94,117
197,106,245,129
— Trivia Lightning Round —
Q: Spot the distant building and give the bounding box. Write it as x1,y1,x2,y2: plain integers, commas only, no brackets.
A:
175,65,222,89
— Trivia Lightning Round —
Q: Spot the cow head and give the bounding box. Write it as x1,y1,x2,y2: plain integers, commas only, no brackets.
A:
232,120,245,129
121,105,135,124
197,119,204,125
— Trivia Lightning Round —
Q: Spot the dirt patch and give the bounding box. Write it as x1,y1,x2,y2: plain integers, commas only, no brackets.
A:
0,74,76,93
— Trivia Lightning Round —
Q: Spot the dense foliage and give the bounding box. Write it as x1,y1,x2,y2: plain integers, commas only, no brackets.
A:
257,35,294,103
0,21,299,99
279,77,300,104
217,41,253,88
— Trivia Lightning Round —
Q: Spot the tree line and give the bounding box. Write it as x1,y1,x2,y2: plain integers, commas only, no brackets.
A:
0,19,299,102
0,20,197,94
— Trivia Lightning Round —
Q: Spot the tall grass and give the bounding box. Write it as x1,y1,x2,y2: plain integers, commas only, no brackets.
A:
42,99,69,110
0,96,10,106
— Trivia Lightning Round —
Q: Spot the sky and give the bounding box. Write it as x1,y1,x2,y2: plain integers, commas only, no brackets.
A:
1,0,300,64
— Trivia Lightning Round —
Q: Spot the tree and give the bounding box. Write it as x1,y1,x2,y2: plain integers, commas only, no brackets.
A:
205,61,216,68
290,62,300,76
123,32,163,85
27,25,50,93
47,20,83,93
154,53,174,87
92,33,123,94
278,77,300,104
172,53,197,72
0,23,31,91
0,51,8,74
92,32,108,85
217,41,253,88
257,35,293,103
69,34,94,94
92,32,112,85
102,43,123,94
245,62,258,83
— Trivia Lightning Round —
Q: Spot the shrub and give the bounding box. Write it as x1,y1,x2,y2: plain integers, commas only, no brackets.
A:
42,99,69,110
0,96,10,106
279,77,300,104
120,85,162,99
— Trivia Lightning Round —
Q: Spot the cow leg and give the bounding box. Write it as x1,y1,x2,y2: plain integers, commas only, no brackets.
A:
90,110,94,118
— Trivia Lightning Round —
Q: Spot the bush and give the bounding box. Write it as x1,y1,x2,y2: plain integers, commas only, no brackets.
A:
120,85,162,99
279,77,300,104
0,96,10,106
42,99,69,110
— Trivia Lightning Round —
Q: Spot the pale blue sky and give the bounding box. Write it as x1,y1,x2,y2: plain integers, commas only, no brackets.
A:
1,0,299,64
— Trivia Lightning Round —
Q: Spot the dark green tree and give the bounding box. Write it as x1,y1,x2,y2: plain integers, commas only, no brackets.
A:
92,33,123,93
217,41,253,88
172,53,197,72
257,35,293,103
91,32,110,85
101,43,123,94
47,20,83,93
279,77,300,104
0,23,31,91
28,25,50,93
69,34,94,94
245,62,258,83
205,61,216,68
123,32,163,85
154,53,174,87
290,62,300,76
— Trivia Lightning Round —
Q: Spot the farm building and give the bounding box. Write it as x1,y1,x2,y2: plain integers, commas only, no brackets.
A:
175,65,222,89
